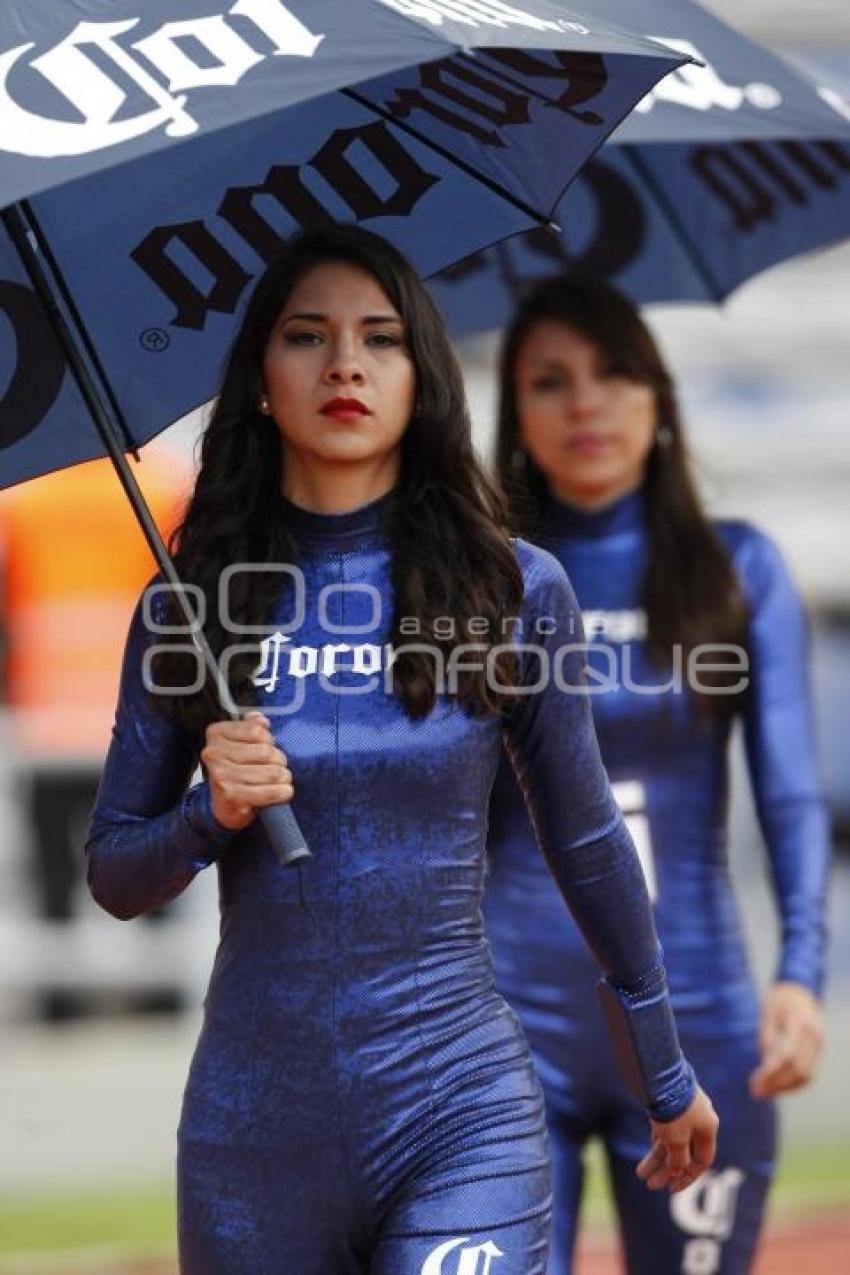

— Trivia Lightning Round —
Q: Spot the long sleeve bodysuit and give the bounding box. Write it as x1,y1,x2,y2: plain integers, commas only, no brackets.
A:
484,488,830,1275
87,489,694,1275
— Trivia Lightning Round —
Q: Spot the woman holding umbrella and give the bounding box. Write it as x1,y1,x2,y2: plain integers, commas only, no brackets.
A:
85,227,715,1273
484,274,830,1273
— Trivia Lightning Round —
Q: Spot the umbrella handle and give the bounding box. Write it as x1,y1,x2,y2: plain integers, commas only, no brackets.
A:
259,802,311,868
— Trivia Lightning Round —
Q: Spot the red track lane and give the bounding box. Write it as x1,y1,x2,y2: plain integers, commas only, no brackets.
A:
574,1212,850,1274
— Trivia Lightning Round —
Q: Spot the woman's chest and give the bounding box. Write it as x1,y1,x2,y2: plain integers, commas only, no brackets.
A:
249,549,503,818
555,542,707,760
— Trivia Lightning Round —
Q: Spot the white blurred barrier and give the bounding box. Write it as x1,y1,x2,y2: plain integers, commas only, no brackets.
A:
0,720,220,1017
0,911,217,1000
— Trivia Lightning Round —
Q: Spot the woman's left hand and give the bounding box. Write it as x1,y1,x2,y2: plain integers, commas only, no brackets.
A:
637,1084,719,1194
749,982,823,1099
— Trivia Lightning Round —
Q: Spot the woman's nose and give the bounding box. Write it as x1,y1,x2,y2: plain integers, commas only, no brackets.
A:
324,340,365,384
568,377,604,417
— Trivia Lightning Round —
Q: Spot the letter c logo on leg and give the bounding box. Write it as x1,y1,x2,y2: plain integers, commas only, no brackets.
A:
421,1236,504,1275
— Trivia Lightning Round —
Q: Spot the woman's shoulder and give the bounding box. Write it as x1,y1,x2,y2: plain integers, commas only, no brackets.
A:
126,572,180,642
512,535,568,584
713,516,768,551
510,536,579,614
712,519,796,606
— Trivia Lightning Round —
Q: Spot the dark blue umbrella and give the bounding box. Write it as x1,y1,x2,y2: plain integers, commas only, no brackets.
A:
0,0,687,481
429,0,850,331
0,0,686,865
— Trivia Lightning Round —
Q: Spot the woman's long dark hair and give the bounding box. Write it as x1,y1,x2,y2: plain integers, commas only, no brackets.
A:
495,274,748,716
154,225,523,742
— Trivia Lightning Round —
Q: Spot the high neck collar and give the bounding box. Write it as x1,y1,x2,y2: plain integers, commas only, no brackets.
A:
541,486,647,542
281,486,395,551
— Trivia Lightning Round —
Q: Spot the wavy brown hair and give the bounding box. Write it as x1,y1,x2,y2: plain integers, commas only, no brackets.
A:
495,273,749,715
153,225,523,742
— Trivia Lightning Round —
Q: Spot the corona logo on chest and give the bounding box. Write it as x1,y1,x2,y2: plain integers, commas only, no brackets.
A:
252,631,396,692
0,0,324,158
582,608,647,643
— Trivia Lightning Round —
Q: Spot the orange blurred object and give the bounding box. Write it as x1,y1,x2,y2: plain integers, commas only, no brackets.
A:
0,446,190,759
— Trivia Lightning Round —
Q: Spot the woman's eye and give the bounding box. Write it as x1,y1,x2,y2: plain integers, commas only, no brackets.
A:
285,330,322,346
531,375,564,391
367,332,402,348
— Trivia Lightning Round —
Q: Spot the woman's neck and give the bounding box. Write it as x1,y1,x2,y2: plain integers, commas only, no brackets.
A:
547,477,643,513
282,456,400,515
541,483,647,542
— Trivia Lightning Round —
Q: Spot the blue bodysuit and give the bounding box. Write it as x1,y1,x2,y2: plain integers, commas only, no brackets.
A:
86,489,696,1275
484,489,830,1275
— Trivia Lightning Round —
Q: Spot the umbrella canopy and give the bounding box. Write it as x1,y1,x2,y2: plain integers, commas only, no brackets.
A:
0,0,686,485
429,0,850,331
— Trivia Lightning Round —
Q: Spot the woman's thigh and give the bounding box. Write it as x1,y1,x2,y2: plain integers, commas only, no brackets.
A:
371,1158,552,1274
177,1137,368,1275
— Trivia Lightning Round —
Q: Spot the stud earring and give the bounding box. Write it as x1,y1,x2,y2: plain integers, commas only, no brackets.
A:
656,424,673,448
260,397,270,414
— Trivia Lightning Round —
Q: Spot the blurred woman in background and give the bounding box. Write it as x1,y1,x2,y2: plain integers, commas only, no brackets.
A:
485,274,830,1273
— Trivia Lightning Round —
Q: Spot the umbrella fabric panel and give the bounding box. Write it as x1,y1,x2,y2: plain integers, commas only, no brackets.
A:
0,0,446,207
594,0,850,144
350,0,686,56
428,145,711,322
630,136,850,299
429,134,850,326
0,224,106,485
355,46,677,222
0,0,682,210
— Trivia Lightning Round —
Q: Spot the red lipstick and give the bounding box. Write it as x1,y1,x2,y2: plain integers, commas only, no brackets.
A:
565,432,612,456
320,397,370,420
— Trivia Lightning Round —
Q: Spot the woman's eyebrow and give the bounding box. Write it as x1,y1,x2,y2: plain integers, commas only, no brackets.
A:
280,311,326,324
280,312,402,326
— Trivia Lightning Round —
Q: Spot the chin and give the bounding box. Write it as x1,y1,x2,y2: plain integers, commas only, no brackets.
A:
555,462,619,489
315,442,388,464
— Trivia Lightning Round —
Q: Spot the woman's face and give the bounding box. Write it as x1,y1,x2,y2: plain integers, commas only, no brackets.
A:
261,260,415,474
513,319,657,507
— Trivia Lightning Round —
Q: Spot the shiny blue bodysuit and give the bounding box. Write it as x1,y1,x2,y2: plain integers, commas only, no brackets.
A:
87,490,696,1274
484,489,830,1275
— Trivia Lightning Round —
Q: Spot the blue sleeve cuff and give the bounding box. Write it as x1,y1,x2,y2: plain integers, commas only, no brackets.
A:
597,961,697,1123
647,1060,697,1124
775,963,824,999
180,783,237,870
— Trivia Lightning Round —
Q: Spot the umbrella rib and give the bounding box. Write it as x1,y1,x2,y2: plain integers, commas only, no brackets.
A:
341,85,556,230
622,149,725,305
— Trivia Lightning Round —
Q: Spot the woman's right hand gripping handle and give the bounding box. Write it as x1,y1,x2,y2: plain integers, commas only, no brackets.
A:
202,711,294,831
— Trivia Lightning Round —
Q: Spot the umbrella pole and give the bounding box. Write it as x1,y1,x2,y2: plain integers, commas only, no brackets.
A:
2,202,309,867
